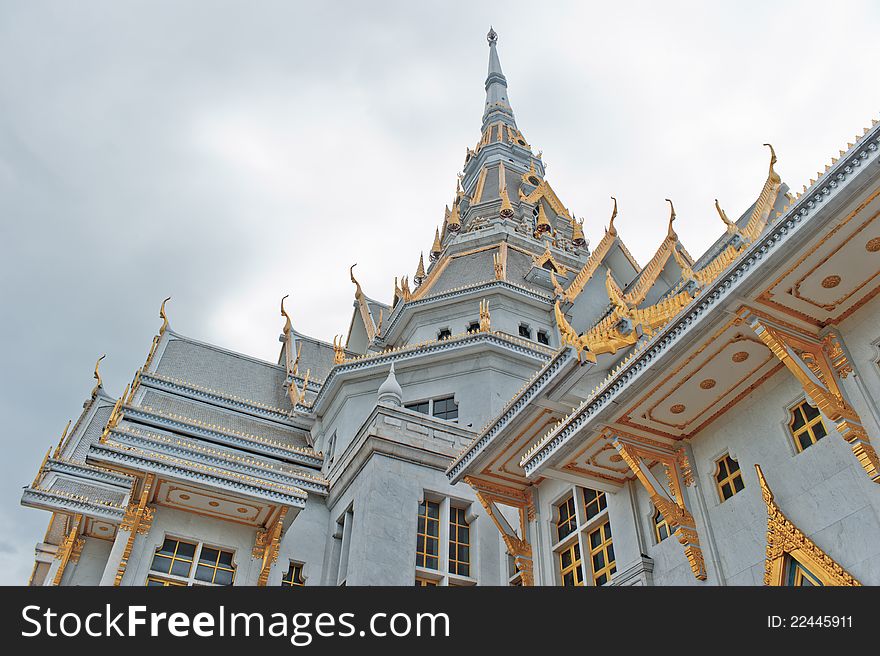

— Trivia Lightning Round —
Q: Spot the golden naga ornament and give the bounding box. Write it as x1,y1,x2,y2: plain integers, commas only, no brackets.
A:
159,296,171,335
280,294,292,336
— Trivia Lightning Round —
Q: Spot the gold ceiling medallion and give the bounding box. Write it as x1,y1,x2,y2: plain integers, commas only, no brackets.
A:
821,275,842,289
866,237,880,252
670,404,686,414
699,378,717,390
756,464,860,586
732,351,750,363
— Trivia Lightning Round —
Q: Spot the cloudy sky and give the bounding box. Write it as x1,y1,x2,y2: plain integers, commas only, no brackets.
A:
1,0,878,584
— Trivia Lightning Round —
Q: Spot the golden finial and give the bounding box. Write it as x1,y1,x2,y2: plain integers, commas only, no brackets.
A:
499,183,515,218
350,263,365,300
571,217,586,247
53,420,72,458
414,253,426,285
608,196,618,235
32,447,52,489
493,252,504,280
447,199,461,233
479,299,491,332
431,227,443,261
92,354,106,393
280,294,292,336
333,336,345,364
534,201,551,237
763,143,781,184
159,297,171,335
665,199,677,240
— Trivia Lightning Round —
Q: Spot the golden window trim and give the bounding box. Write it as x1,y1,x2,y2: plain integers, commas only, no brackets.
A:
714,453,744,502
788,399,827,453
756,464,861,586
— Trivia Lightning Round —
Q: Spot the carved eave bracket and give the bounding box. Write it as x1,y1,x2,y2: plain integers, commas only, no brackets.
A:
756,464,860,586
252,508,289,586
612,437,706,581
463,476,535,585
743,310,880,482
114,474,156,586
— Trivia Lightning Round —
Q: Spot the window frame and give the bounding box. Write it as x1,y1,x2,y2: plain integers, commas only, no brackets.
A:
415,495,476,587
714,453,745,502
788,398,828,453
280,561,306,587
550,486,615,587
146,536,237,587
653,506,674,543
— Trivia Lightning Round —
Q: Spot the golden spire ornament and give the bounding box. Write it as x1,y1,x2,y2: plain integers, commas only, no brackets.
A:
92,354,106,395
447,199,461,233
571,217,586,247
431,227,443,261
665,198,677,241
534,201,551,237
414,253,426,286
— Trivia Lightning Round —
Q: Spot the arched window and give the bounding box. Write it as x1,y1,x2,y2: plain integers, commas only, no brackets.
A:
789,399,827,452
715,454,744,502
281,561,306,586
653,507,674,543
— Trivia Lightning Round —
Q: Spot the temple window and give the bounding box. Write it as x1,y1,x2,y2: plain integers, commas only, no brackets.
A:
415,577,439,587
587,521,616,586
448,506,471,577
789,399,828,452
416,500,440,570
405,400,430,415
715,454,744,501
432,396,458,421
785,556,823,586
583,488,607,521
558,543,584,586
281,561,306,586
415,497,476,586
653,507,674,543
438,328,452,340
467,321,480,333
519,323,532,339
556,495,577,541
537,329,550,345
552,486,615,586
405,396,459,422
147,537,235,586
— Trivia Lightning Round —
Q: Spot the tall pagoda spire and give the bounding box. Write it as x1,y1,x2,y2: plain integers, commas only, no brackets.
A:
482,27,516,131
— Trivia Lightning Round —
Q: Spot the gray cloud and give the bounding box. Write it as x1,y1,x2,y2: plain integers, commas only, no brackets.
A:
1,0,878,584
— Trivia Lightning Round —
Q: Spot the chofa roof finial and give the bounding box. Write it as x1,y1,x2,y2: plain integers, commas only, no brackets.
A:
280,294,292,336
159,296,171,335
665,198,677,240
93,354,106,393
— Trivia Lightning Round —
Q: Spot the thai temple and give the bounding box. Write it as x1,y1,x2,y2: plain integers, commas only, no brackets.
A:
22,29,880,587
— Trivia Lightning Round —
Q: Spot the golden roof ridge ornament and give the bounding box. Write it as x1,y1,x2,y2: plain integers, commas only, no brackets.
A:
571,216,586,247
350,264,365,300
92,354,106,395
763,143,781,184
53,419,72,458
665,198,677,241
608,196,618,235
534,201,551,237
159,297,171,335
280,294,292,336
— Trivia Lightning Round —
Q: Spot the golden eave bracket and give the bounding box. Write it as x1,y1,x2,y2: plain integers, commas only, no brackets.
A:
463,476,534,585
742,310,880,483
612,437,706,581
